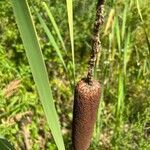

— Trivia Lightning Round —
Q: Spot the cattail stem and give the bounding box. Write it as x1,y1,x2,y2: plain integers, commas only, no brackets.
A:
87,0,104,84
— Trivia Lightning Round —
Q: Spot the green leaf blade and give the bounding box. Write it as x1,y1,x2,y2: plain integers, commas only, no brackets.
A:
43,2,67,53
66,0,75,84
10,0,65,149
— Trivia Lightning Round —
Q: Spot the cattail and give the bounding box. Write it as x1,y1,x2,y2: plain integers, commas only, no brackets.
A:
72,0,105,149
72,78,101,150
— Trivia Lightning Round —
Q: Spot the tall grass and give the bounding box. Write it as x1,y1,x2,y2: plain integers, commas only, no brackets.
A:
32,2,74,88
93,0,135,148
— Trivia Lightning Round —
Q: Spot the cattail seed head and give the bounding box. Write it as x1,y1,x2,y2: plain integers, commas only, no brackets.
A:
72,78,101,150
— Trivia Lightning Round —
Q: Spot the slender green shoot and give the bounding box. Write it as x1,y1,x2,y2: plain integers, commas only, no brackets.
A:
34,8,67,72
66,0,75,84
136,0,143,22
42,2,67,53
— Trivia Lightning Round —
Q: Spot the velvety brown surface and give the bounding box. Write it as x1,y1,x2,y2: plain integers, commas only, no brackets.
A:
72,78,101,150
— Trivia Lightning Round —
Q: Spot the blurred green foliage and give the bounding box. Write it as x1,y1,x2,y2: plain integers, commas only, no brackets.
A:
0,0,150,149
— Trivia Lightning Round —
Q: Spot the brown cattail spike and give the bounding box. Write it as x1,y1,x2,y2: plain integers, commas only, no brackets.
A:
72,78,101,150
72,0,104,149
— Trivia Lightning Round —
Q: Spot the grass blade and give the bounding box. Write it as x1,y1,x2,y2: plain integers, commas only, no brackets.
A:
42,2,67,53
34,9,67,72
116,71,124,125
121,4,127,40
10,0,65,149
115,18,121,53
66,0,75,83
136,0,143,22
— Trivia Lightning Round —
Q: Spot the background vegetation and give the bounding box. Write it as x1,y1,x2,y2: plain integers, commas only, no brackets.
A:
0,0,149,149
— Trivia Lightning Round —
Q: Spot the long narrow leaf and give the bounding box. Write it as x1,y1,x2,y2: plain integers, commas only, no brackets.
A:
66,0,75,83
10,0,65,149
121,4,127,40
115,18,121,53
116,71,124,123
136,0,143,22
42,2,67,53
35,9,67,72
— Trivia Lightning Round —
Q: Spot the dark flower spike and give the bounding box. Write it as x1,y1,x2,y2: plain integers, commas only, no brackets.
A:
72,0,105,149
